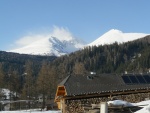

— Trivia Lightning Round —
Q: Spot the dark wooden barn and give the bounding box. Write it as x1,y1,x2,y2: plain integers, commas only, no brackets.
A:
55,73,150,113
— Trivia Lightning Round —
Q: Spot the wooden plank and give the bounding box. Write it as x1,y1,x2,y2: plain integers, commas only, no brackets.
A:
92,104,101,109
83,106,92,110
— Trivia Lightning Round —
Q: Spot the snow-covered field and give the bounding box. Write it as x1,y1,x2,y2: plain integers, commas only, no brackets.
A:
0,100,149,113
0,110,61,113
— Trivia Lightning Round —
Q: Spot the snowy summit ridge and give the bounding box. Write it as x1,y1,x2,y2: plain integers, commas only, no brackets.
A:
9,32,85,57
88,29,149,46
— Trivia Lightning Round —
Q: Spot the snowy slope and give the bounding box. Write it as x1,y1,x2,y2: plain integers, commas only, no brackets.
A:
9,36,85,57
88,29,149,46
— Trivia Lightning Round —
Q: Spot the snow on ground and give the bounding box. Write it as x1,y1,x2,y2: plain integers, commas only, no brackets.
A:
134,105,150,113
0,110,61,113
108,100,150,113
134,100,150,113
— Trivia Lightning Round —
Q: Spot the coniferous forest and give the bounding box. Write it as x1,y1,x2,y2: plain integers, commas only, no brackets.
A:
0,36,149,104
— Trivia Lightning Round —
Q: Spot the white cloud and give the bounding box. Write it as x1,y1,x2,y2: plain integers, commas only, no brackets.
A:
13,26,74,49
15,35,45,46
50,26,74,41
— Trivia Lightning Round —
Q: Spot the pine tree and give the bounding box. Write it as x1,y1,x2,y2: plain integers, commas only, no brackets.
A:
36,61,52,109
0,63,5,88
21,60,35,109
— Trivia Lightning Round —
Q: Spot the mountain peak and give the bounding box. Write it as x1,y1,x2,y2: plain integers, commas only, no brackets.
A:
108,29,122,33
9,36,85,56
88,29,149,46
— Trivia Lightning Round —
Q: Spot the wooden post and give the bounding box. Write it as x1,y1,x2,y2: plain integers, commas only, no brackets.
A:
60,99,66,113
100,102,108,113
60,99,63,112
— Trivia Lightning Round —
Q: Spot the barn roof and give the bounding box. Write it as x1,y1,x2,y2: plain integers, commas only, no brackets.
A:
59,73,150,96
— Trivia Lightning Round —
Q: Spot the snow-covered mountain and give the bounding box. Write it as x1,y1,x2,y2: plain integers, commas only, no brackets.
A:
88,29,149,46
9,36,85,57
9,29,149,56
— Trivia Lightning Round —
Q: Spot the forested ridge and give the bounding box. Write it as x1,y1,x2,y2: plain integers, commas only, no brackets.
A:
52,35,150,74
0,36,149,102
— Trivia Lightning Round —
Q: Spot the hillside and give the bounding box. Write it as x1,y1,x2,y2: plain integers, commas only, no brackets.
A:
0,51,56,96
0,51,56,73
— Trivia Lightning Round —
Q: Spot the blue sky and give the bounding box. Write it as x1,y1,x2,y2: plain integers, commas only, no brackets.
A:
0,0,150,51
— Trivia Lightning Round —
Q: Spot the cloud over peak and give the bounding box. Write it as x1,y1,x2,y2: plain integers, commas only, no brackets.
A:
12,26,75,49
